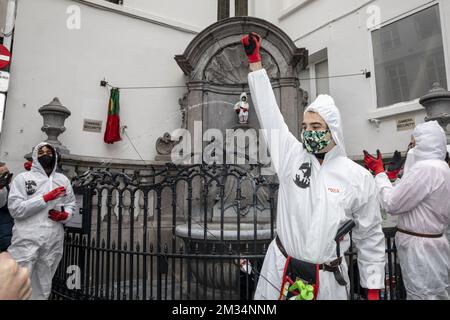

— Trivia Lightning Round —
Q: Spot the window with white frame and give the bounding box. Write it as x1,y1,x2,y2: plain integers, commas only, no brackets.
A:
315,59,329,96
380,25,401,51
218,0,248,21
372,5,447,108
299,48,329,104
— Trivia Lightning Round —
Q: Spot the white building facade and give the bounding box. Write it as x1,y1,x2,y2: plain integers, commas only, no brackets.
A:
270,0,450,160
0,0,449,174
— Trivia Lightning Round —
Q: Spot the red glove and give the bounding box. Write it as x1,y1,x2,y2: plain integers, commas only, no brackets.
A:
363,150,385,176
48,209,69,222
242,108,248,112
386,168,401,181
241,33,262,63
43,186,66,202
367,289,380,300
24,161,32,171
386,150,403,181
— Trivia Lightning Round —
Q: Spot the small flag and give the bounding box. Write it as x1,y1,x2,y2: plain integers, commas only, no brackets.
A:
104,88,121,144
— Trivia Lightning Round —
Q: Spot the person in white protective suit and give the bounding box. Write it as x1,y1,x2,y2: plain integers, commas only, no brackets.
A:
7,142,76,300
234,92,250,124
241,33,385,300
364,121,450,300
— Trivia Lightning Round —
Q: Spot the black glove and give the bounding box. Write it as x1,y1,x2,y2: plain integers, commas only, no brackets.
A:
386,150,403,172
0,172,13,189
241,33,262,63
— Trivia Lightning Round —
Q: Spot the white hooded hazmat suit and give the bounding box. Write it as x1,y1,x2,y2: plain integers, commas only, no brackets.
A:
234,92,250,124
7,142,76,300
248,69,385,300
374,121,450,300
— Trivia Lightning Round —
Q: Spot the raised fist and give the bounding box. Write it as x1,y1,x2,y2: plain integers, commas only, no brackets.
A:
241,32,262,63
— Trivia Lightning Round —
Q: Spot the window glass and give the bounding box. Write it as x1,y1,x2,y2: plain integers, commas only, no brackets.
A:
372,5,447,107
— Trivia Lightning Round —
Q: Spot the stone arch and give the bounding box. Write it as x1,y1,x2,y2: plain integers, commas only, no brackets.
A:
172,17,308,162
176,17,307,79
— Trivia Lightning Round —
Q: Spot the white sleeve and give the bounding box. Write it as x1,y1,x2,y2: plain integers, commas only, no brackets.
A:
0,187,8,208
8,175,47,220
351,174,386,289
248,69,303,175
374,166,435,215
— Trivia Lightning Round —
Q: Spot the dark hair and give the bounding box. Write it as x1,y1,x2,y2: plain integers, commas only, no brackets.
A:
39,144,57,170
39,144,56,156
446,152,450,163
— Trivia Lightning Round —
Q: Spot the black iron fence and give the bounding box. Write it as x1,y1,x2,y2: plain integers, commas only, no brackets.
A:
51,163,405,300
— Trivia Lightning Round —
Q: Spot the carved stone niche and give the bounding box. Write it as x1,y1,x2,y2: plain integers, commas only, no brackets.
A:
174,17,308,160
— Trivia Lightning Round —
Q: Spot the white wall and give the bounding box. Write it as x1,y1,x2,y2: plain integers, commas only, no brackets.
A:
124,0,217,30
0,0,202,174
250,0,279,24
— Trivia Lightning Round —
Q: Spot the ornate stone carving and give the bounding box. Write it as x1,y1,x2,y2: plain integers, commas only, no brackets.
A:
178,92,188,129
155,132,181,156
204,46,279,84
299,87,309,112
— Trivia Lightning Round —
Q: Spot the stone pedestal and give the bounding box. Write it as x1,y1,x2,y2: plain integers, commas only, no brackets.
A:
419,82,450,144
38,97,71,154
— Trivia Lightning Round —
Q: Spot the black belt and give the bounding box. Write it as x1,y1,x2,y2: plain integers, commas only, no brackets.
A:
276,236,347,286
397,228,443,238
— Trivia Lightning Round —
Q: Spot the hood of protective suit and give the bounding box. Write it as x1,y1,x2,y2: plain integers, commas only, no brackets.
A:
403,148,416,174
31,142,58,177
240,92,247,102
304,94,347,157
413,121,447,162
404,121,446,174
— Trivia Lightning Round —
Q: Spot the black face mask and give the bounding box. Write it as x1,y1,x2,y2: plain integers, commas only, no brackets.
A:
38,154,54,170
0,172,13,188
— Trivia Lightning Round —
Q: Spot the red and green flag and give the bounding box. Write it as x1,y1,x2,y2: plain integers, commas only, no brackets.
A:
104,88,121,144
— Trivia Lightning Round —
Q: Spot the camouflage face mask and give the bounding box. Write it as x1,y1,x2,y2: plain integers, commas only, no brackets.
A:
302,129,331,154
